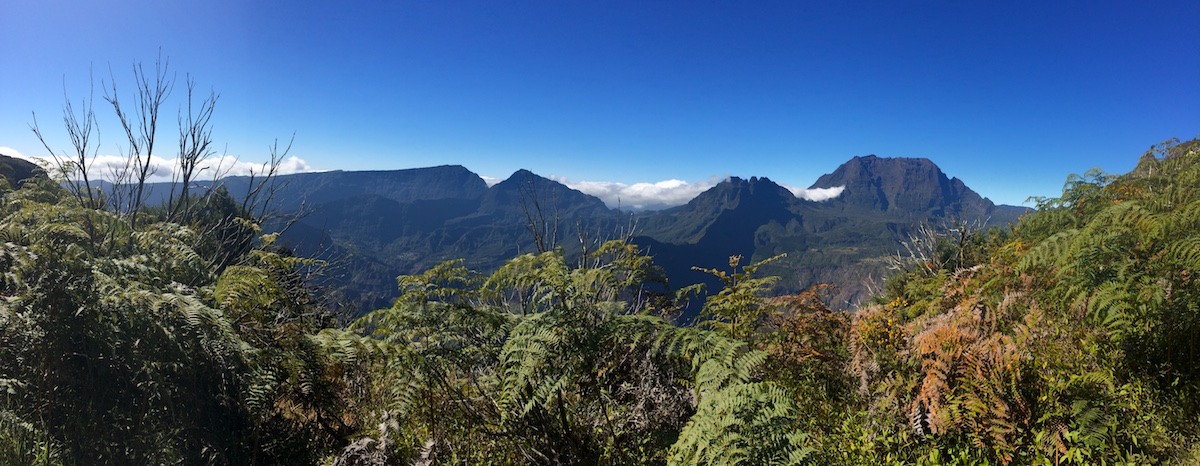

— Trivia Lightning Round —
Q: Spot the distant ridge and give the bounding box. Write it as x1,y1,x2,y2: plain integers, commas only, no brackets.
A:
272,167,630,310
120,155,1024,314
219,164,488,213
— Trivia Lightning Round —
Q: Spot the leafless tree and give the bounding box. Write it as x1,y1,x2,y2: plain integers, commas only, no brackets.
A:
30,68,111,252
30,68,101,211
241,134,300,224
104,54,175,229
192,134,304,272
29,55,298,267
518,173,558,254
576,201,639,269
168,74,219,224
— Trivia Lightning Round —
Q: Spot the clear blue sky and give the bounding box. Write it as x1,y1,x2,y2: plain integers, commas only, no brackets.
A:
2,0,1197,206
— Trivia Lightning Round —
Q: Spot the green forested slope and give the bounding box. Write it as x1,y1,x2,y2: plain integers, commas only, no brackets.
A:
2,138,1199,465
836,138,1200,464
0,178,360,464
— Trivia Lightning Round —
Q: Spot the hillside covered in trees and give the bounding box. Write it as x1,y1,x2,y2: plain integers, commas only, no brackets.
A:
132,154,1023,316
3,136,1200,464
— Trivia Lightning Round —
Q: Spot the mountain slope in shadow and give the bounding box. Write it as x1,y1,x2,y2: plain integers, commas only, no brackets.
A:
124,156,1026,315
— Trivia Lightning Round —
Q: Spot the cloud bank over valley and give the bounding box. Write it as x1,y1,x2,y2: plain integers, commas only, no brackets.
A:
551,176,725,211
554,175,845,211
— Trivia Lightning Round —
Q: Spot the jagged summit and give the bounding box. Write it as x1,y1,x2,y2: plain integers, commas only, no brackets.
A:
637,175,799,247
488,168,583,197
810,155,1003,218
683,175,796,210
481,168,610,215
498,168,542,183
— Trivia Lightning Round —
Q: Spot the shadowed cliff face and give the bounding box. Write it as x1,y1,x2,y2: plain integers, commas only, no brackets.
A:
809,155,997,219
639,176,799,245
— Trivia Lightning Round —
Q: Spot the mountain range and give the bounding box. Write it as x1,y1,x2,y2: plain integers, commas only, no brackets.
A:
257,155,1025,316
0,152,1026,317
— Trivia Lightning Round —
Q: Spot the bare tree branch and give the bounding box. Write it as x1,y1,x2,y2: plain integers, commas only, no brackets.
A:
30,69,101,210
169,73,219,224
105,52,175,229
29,67,105,248
518,173,559,254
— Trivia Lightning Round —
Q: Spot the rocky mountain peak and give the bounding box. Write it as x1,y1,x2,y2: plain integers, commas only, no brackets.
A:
810,155,993,217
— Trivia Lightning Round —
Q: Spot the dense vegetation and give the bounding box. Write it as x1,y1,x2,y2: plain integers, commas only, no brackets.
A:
835,138,1200,464
3,132,1200,464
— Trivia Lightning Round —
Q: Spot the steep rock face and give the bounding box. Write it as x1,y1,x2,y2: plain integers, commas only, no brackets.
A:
299,164,488,203
301,194,483,250
274,163,484,208
432,169,624,265
810,155,995,218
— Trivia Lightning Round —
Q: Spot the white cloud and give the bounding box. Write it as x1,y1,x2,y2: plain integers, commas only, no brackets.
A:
480,175,502,187
0,147,40,163
552,175,727,211
552,175,846,211
780,184,846,202
94,154,314,182
0,148,313,182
